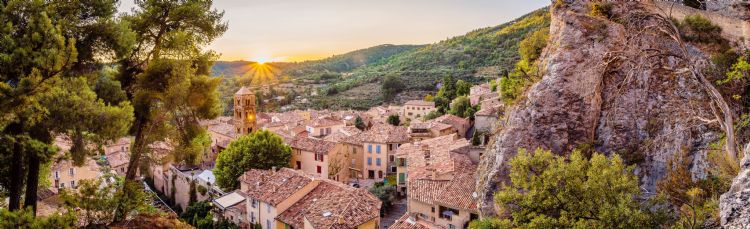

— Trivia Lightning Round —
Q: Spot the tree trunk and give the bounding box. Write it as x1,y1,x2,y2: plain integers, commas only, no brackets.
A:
8,138,24,211
23,150,40,215
125,122,145,181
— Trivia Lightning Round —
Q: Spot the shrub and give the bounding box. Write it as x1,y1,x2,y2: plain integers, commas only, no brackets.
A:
381,74,405,101
680,15,723,44
494,149,656,228
589,3,612,19
387,114,400,126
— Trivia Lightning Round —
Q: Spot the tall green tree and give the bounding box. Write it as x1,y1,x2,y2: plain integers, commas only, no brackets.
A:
387,115,400,126
456,79,471,96
437,75,456,101
0,0,127,215
494,149,656,228
0,0,134,215
355,116,366,130
116,0,227,182
213,130,291,190
381,74,404,101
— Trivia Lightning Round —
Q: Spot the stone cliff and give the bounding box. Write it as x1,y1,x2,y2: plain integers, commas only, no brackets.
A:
721,144,750,227
476,2,728,216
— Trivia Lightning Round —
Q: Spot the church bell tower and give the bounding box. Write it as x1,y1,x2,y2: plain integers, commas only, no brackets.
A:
233,86,257,135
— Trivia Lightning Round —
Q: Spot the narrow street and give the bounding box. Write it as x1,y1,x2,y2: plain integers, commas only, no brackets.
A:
381,198,407,228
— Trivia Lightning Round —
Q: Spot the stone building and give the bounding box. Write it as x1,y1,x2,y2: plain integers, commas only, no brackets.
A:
234,86,257,135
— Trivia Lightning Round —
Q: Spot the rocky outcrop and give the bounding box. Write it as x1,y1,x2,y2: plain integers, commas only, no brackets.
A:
720,144,750,227
476,2,722,216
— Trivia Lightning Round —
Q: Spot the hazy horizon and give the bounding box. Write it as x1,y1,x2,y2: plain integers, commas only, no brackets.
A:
118,0,548,62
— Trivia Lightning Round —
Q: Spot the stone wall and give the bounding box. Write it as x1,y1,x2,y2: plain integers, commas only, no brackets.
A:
646,1,750,47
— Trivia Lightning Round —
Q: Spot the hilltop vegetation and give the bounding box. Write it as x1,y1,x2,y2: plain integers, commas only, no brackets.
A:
211,8,550,111
312,8,551,109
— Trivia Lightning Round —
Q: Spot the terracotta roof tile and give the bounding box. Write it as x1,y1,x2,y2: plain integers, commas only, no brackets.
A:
288,136,337,154
306,117,345,128
398,135,478,211
360,124,409,144
276,180,381,229
404,100,435,107
240,168,313,206
434,114,469,129
388,214,437,229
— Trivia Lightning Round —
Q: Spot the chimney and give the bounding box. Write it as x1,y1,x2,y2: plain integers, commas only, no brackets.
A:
337,215,345,225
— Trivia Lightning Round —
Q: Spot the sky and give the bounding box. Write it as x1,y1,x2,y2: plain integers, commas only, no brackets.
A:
118,0,548,62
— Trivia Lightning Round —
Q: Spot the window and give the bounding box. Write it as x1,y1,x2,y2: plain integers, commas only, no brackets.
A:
60,183,65,189
399,173,406,185
389,155,395,162
251,199,257,208
267,220,271,229
376,158,381,166
317,166,322,174
296,161,301,169
54,171,60,179
390,166,396,173
315,154,324,162
250,212,255,223
70,181,75,188
448,224,455,229
351,159,356,166
69,168,74,176
367,157,372,165
378,171,383,178
267,204,271,213
367,145,372,153
376,145,381,154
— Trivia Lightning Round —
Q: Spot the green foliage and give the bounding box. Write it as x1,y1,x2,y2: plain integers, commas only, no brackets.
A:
381,74,405,101
500,27,549,105
42,77,134,166
60,178,118,226
368,181,397,213
679,15,723,44
113,181,156,222
438,75,457,101
518,28,549,63
180,201,212,227
589,3,613,19
424,94,434,102
387,115,401,126
456,80,471,97
657,149,730,228
448,96,476,118
314,9,550,109
197,185,208,196
469,218,508,229
495,149,655,228
423,110,443,121
471,132,481,146
116,0,228,183
717,53,750,85
214,130,292,190
0,207,77,228
61,178,155,225
355,116,366,130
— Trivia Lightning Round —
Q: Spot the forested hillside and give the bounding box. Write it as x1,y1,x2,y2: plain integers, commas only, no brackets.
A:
310,8,550,109
211,9,550,110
